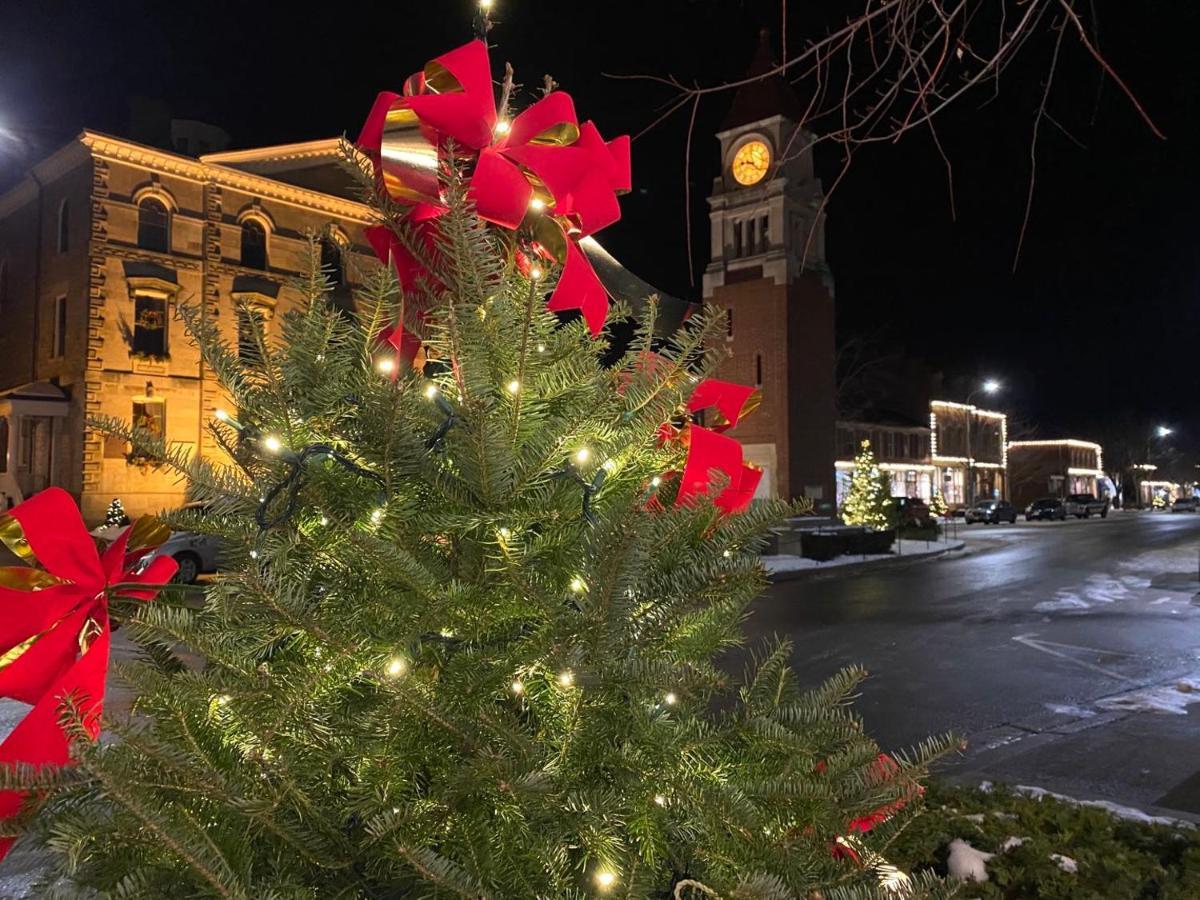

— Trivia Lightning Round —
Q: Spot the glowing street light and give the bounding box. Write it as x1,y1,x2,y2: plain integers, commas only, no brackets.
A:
1156,425,1173,438
982,379,1001,394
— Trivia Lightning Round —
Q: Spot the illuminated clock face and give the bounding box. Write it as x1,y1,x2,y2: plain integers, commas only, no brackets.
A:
731,140,771,186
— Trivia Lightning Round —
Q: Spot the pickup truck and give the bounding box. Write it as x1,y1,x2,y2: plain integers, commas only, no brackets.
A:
1064,493,1109,519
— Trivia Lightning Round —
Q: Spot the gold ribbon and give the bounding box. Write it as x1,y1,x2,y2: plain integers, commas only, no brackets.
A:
0,514,36,565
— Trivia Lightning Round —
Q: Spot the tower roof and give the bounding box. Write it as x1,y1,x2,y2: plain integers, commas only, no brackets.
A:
721,28,807,131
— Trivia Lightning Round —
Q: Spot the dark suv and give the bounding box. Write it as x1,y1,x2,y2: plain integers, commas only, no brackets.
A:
1025,497,1067,521
965,499,1018,524
892,496,933,527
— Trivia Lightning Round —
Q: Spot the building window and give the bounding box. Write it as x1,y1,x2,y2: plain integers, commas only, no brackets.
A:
320,235,344,287
732,220,743,258
238,307,266,365
759,214,769,253
52,295,67,358
755,353,763,386
132,294,168,357
131,399,166,462
725,308,734,338
0,417,8,474
137,197,170,253
745,218,756,255
57,200,69,254
240,219,268,270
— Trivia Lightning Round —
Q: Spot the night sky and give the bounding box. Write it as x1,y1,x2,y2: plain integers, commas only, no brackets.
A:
2,1,1196,459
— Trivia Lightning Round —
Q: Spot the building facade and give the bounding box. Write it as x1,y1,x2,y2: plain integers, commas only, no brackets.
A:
834,415,934,507
0,132,374,521
1007,439,1106,509
703,33,836,508
929,400,1008,505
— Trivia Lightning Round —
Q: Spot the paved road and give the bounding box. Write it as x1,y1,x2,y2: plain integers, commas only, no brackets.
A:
744,511,1200,819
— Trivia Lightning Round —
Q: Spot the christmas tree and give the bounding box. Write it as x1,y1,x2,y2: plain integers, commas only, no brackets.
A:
103,497,131,528
3,39,955,900
842,441,894,531
928,490,949,519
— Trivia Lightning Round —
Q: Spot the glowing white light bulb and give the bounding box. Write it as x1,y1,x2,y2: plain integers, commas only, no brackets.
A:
557,670,574,687
439,628,455,638
722,549,732,559
319,515,329,527
664,692,678,706
594,869,616,891
479,0,494,10
654,794,667,807
214,409,231,423
262,435,283,454
569,577,586,593
249,550,259,560
506,379,521,395
376,357,396,375
530,265,544,281
602,459,617,473
424,383,439,400
510,679,524,695
494,119,511,136
386,657,409,678
536,343,546,353
498,526,512,539
215,694,231,706
574,447,591,466
529,197,546,212
650,476,662,488
371,508,385,525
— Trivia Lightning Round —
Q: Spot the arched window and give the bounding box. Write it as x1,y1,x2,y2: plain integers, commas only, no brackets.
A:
57,200,70,254
137,197,170,253
240,219,268,270
319,235,344,287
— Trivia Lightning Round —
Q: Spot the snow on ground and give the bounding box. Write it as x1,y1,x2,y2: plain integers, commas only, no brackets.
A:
1096,677,1200,716
762,539,963,574
1034,573,1171,613
1014,784,1197,828
1044,703,1096,718
1119,546,1200,574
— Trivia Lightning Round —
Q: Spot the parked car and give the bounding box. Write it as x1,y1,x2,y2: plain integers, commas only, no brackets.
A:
965,499,1018,524
140,502,221,584
1064,493,1109,519
892,496,933,527
1172,496,1200,513
1025,497,1067,521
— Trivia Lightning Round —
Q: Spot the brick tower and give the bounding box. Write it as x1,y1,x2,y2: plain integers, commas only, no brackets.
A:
702,30,836,507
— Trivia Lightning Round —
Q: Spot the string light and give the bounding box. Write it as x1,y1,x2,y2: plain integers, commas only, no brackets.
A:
376,357,396,375
664,692,678,706
494,120,511,136
249,550,259,560
529,197,546,212
510,679,524,695
371,508,385,525
602,459,617,473
424,383,440,400
569,577,586,593
439,628,455,638
594,869,616,891
506,379,521,395
319,515,329,526
557,670,574,687
654,794,667,807
530,265,544,281
214,409,232,423
215,694,231,706
262,435,283,454
478,0,493,9
650,476,662,488
722,549,732,559
498,526,512,539
385,657,409,678
574,447,591,466
536,342,546,353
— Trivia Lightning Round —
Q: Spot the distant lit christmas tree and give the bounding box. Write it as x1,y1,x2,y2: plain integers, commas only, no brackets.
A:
842,440,893,530
103,497,130,528
929,489,949,519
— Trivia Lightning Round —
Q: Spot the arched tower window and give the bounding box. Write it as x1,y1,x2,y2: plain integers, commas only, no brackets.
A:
240,219,268,270
137,197,170,253
57,200,70,254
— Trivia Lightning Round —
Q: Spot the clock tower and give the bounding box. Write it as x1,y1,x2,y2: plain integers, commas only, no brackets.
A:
703,30,836,506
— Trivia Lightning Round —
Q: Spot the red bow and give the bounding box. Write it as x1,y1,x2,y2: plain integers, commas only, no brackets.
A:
674,379,764,514
357,40,630,341
0,488,177,858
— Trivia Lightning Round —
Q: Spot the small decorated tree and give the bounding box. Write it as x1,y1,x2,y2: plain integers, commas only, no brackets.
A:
928,489,949,519
103,497,131,528
842,440,894,530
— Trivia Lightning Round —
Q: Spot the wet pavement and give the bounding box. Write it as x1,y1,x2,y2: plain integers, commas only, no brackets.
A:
743,511,1200,820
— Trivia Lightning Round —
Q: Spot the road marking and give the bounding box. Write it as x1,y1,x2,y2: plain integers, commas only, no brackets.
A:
1012,633,1129,680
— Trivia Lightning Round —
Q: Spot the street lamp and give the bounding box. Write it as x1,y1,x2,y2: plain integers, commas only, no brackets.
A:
1156,425,1173,438
964,380,1002,506
1141,425,1174,508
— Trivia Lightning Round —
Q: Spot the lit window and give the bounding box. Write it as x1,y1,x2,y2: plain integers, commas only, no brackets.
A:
57,200,69,254
240,219,268,270
137,197,170,253
133,294,168,357
132,399,166,441
52,295,67,358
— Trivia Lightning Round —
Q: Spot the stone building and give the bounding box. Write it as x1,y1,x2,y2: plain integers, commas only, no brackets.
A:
1007,439,1107,509
0,132,374,521
703,31,837,509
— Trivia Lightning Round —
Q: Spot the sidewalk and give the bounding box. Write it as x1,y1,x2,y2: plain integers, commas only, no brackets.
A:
763,537,965,580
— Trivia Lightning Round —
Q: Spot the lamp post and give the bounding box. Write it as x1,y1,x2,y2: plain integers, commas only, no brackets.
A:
1141,425,1173,508
964,380,1001,506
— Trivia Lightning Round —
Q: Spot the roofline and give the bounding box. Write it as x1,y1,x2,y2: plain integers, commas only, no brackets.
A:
201,138,344,165
1007,439,1102,452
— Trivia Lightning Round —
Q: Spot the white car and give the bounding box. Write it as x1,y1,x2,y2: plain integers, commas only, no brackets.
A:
141,502,221,584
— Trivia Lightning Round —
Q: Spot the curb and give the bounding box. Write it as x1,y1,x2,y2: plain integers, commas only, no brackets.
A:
765,540,965,582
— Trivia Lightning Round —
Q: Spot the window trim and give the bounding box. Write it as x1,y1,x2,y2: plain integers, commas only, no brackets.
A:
237,211,272,271
136,195,172,253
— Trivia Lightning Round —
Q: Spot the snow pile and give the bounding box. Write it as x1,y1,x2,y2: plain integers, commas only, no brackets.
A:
761,539,963,574
1051,853,1079,873
1044,703,1096,718
1120,548,1200,574
1015,785,1196,828
1096,677,1200,716
947,838,994,883
999,836,1025,852
1035,573,1137,612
